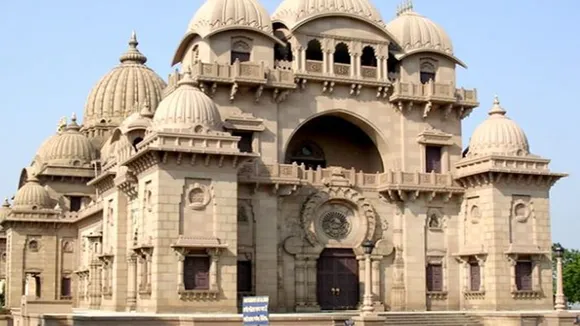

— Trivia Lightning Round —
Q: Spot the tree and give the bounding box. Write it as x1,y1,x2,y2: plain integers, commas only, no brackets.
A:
553,242,580,304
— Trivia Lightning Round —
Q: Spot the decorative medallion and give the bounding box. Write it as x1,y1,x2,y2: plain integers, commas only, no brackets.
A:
427,208,444,230
301,187,377,247
28,239,39,252
62,240,74,253
185,183,211,210
512,199,531,223
321,211,351,239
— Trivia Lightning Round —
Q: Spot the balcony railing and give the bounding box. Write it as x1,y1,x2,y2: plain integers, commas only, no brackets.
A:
361,66,377,79
334,63,350,76
305,60,323,74
390,80,478,106
237,162,461,190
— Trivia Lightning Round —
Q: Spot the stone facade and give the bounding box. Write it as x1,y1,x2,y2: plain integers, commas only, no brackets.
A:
0,0,568,321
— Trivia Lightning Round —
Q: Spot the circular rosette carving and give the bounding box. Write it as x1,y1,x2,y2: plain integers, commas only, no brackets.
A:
185,183,211,210
301,187,377,248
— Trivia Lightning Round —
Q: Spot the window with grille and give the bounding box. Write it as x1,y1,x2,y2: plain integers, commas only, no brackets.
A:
183,256,210,290
61,277,72,298
425,146,442,173
515,260,533,291
426,263,443,292
469,261,481,291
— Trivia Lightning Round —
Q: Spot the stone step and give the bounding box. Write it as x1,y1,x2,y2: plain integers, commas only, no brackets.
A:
381,313,482,326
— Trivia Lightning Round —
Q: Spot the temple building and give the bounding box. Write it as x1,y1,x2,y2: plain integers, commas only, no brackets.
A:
0,0,569,324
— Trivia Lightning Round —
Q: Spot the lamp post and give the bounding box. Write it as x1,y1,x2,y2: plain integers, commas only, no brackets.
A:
361,239,375,314
554,244,567,311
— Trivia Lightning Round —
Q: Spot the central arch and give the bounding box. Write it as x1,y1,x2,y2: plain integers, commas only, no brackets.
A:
283,110,387,173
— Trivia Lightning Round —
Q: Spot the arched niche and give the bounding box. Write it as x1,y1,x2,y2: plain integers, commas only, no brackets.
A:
283,110,387,173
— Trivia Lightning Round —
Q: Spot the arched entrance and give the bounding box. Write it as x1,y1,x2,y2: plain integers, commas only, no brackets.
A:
317,248,359,310
285,113,385,173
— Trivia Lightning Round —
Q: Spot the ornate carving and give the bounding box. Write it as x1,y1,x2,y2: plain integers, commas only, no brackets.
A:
511,197,532,223
427,208,444,230
62,240,74,253
185,183,211,210
28,238,40,252
321,211,351,239
301,187,376,247
470,205,481,224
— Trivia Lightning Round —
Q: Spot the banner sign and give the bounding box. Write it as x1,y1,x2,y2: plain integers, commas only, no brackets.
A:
242,296,269,325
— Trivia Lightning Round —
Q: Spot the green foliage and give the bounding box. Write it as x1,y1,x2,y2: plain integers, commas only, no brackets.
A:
553,243,580,304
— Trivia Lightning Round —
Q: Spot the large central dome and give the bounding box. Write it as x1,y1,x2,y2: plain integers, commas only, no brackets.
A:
272,0,386,30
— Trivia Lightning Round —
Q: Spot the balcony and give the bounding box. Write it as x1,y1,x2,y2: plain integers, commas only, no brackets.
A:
165,60,296,102
237,162,463,201
298,59,391,97
390,80,479,119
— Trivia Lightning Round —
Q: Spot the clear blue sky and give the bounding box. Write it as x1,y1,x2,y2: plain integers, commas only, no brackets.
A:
0,1,578,248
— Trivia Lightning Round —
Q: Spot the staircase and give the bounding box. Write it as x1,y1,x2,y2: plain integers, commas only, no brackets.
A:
381,312,483,325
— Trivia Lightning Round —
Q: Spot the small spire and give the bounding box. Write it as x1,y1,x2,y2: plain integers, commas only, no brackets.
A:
65,112,81,131
139,100,154,118
396,0,414,16
488,95,507,116
2,198,10,208
177,66,197,87
57,116,67,133
120,30,147,64
27,173,39,183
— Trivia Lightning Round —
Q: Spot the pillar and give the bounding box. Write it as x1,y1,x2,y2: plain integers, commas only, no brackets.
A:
371,258,380,305
126,255,137,311
295,257,306,308
305,257,319,309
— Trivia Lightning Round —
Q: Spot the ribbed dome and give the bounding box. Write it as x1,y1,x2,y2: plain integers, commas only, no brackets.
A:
34,117,69,164
467,96,530,158
152,71,222,132
173,0,279,65
386,4,463,66
13,175,53,210
272,0,385,30
119,105,154,133
43,115,98,167
83,32,167,133
189,0,274,38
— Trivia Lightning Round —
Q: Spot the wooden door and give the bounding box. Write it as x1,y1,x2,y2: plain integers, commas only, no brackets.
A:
317,249,359,310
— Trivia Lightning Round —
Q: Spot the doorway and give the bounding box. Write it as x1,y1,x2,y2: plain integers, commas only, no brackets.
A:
317,248,359,310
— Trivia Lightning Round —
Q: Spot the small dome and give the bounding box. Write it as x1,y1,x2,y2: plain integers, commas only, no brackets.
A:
119,104,154,133
173,0,279,65
34,117,69,164
467,96,530,158
273,0,385,31
43,114,98,167
13,175,53,210
189,0,273,38
83,32,167,138
152,71,222,132
386,3,464,67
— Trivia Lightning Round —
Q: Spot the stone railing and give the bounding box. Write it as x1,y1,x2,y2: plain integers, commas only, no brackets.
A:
361,66,378,79
391,80,478,105
333,63,350,76
237,162,462,190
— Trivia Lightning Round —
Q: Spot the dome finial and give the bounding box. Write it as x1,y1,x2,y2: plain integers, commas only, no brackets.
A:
57,116,67,133
65,112,81,131
489,95,507,116
120,30,147,64
139,99,154,118
396,0,413,16
2,198,10,208
177,66,197,87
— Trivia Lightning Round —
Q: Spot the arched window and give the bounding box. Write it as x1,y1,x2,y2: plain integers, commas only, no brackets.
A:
305,39,323,61
231,40,251,64
274,42,293,62
334,42,350,64
334,42,350,76
289,141,326,170
132,137,143,151
420,61,436,84
360,46,377,67
360,46,377,78
387,52,400,77
191,45,199,63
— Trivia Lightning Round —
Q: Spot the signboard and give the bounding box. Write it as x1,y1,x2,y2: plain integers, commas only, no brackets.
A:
242,296,269,326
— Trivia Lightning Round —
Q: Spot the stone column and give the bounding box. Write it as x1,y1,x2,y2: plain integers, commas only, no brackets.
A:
358,256,365,304
322,51,328,74
376,57,383,80
209,250,219,291
361,253,373,313
478,258,486,292
555,253,566,311
137,256,144,293
329,51,335,75
371,259,380,303
300,47,306,72
176,254,184,292
382,58,388,80
295,257,306,308
350,53,356,77
126,255,137,311
306,258,319,309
